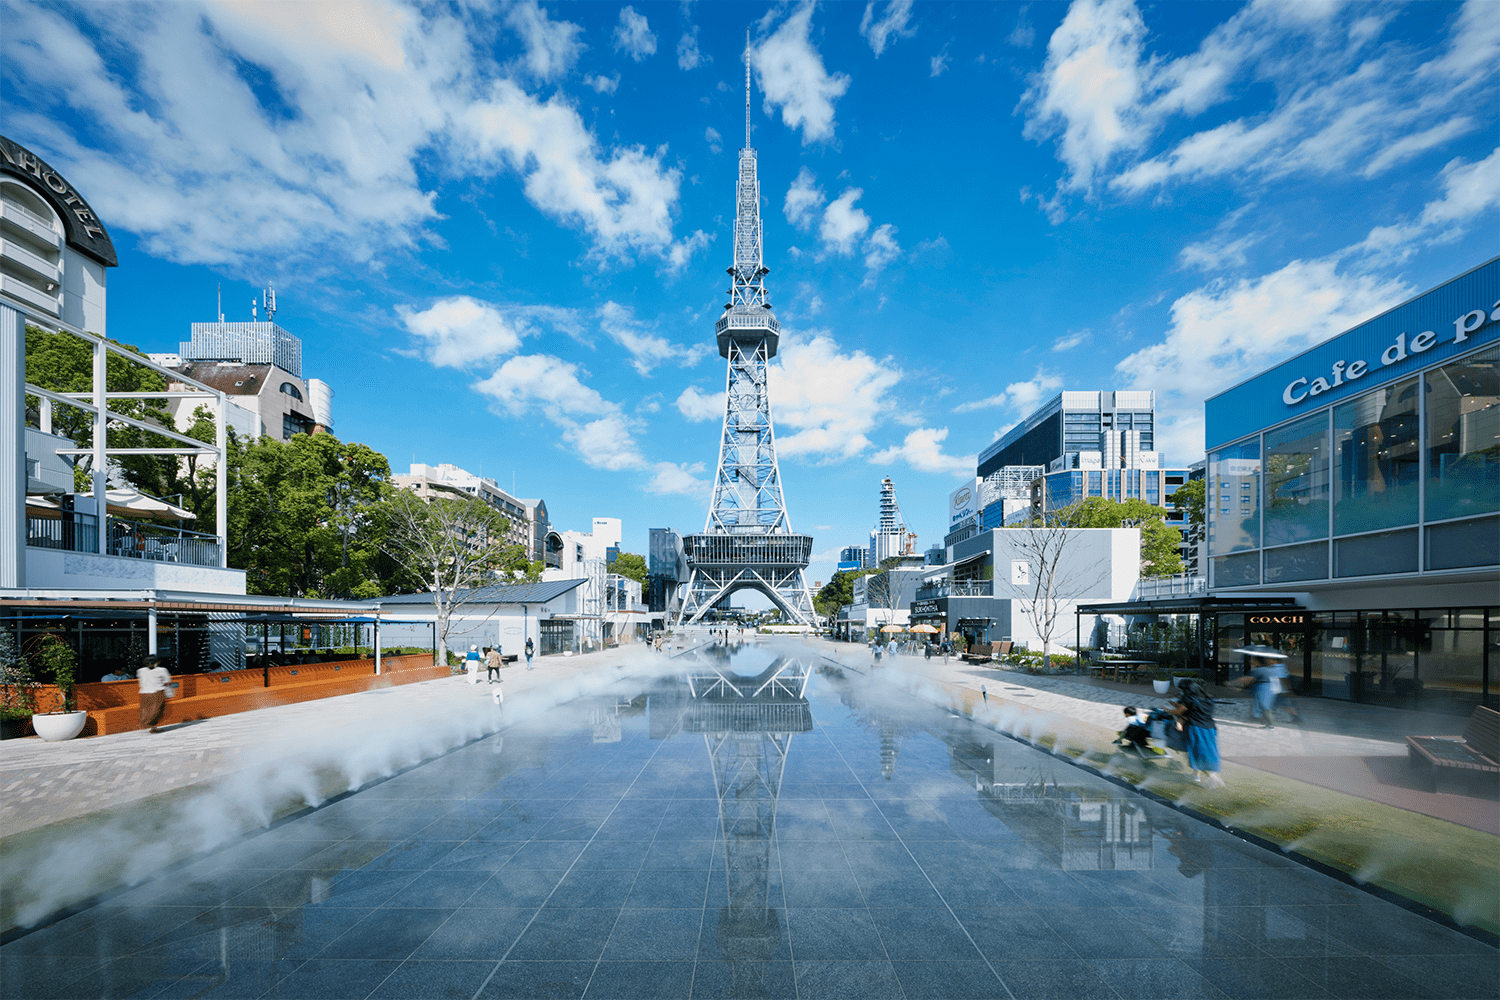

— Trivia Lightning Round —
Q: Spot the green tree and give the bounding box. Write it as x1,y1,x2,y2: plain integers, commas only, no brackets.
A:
1171,478,1206,562
814,571,856,617
1057,497,1184,578
608,552,648,586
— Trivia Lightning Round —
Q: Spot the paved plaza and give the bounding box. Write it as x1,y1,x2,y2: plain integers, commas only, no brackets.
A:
1,637,1495,1000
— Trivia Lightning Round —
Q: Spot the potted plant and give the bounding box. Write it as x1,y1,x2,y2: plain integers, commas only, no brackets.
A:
30,634,87,742
0,630,34,740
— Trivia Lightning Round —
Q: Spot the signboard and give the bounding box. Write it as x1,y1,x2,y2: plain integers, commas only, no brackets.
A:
949,478,981,526
0,134,118,267
911,600,942,616
1077,451,1103,470
1011,560,1030,586
1248,613,1307,627
1206,259,1499,449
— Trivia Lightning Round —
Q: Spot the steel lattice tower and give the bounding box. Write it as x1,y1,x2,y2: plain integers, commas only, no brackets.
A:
679,43,816,626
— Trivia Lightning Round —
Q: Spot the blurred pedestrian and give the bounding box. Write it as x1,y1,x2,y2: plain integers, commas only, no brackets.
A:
464,644,482,684
137,655,172,733
485,645,502,683
526,636,536,667
1232,644,1289,728
1170,679,1223,787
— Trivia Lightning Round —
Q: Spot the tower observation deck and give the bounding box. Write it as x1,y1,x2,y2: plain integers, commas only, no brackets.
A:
679,43,816,626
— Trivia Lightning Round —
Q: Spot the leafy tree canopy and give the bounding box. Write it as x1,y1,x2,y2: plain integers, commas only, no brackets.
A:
1053,496,1183,578
608,552,648,586
814,570,856,617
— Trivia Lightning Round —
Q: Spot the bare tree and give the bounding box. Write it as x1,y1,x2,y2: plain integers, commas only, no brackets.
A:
378,489,514,667
863,557,921,635
1007,488,1107,671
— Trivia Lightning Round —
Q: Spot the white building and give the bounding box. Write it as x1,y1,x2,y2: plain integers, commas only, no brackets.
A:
392,463,549,564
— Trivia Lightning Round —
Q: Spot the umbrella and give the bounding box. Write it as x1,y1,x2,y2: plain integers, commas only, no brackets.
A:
879,624,905,633
910,624,940,634
104,488,195,521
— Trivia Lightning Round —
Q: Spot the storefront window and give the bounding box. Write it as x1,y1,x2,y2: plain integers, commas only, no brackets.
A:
1416,609,1485,709
1332,376,1419,536
1425,345,1499,522
1208,439,1260,555
1264,412,1329,547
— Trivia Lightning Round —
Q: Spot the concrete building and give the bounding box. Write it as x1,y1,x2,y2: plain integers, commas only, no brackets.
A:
648,527,689,628
977,390,1158,478
391,463,548,564
905,528,1140,653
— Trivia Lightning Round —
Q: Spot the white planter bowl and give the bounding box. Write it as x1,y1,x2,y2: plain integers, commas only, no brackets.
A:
32,711,88,742
1152,679,1172,695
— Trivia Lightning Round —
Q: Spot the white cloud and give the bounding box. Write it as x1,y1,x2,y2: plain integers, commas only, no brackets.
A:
504,0,585,81
613,7,657,61
860,1,916,58
753,2,851,144
677,26,704,70
1359,146,1500,256
1009,5,1036,48
565,417,646,471
870,427,974,476
769,332,900,460
676,386,726,422
648,461,710,496
705,126,722,155
820,189,871,254
1023,0,1498,207
1051,330,1089,352
458,79,701,264
0,2,704,272
1178,233,1261,273
1114,259,1411,463
954,371,1063,414
930,48,950,77
784,167,826,229
473,354,613,418
597,301,708,375
585,73,620,94
862,223,901,284
397,297,524,367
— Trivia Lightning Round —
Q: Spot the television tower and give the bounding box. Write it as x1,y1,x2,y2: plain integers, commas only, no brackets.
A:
678,38,816,626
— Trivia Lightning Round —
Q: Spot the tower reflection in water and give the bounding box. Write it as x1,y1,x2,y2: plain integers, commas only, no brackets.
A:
667,646,811,996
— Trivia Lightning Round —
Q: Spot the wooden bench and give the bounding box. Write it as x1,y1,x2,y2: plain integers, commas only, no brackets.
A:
1406,705,1499,792
961,641,1011,664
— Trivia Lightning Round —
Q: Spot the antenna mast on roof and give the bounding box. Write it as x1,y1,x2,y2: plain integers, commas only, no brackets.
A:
262,283,277,323
217,283,223,323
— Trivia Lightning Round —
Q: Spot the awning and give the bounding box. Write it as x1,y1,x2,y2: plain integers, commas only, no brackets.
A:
105,488,194,521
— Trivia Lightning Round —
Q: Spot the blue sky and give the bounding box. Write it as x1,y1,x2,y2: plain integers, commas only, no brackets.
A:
4,0,1496,585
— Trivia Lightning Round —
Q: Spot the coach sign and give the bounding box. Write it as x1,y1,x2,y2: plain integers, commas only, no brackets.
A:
1248,613,1307,627
1206,258,1498,450
0,134,118,268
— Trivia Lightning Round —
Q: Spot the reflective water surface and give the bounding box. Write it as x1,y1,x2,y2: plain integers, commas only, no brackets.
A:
2,641,1494,999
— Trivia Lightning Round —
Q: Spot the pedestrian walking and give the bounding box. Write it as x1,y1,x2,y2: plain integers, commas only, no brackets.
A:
464,644,482,684
136,655,172,733
526,637,535,668
485,645,503,683
1170,679,1224,787
1231,644,1289,728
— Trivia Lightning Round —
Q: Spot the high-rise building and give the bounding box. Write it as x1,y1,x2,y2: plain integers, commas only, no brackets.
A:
837,545,867,573
391,463,549,563
977,390,1157,478
869,476,917,566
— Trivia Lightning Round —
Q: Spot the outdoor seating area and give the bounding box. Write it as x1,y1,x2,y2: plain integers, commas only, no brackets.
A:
1407,705,1500,793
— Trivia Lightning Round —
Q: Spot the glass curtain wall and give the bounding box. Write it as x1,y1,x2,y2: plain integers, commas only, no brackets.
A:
1211,344,1499,588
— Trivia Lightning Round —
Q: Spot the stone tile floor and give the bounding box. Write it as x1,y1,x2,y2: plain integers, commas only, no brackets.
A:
2,654,1492,1000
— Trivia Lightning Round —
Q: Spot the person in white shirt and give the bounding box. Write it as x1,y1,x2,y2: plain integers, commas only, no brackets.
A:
136,656,172,733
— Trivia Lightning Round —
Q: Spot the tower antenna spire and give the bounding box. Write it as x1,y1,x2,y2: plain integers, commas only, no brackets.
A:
744,29,752,149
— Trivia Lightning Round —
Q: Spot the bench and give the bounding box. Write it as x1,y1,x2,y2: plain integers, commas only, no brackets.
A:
1406,705,1499,793
961,641,1011,664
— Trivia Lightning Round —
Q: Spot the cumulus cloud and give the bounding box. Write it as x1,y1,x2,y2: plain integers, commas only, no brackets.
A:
769,332,900,460
597,301,708,375
1359,146,1500,257
862,223,901,284
1022,0,1497,210
820,189,871,254
784,167,826,230
870,427,974,476
676,386,727,422
649,461,710,497
677,26,705,70
613,7,657,61
458,79,703,264
504,0,585,81
753,2,851,144
585,73,620,94
0,2,702,272
397,297,585,368
1114,259,1411,462
860,1,916,57
954,371,1064,415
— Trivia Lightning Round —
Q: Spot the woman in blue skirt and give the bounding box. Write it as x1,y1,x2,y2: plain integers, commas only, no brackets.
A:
1170,679,1223,788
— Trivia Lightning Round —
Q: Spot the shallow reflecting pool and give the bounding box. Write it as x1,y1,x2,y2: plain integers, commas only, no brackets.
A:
2,642,1494,999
